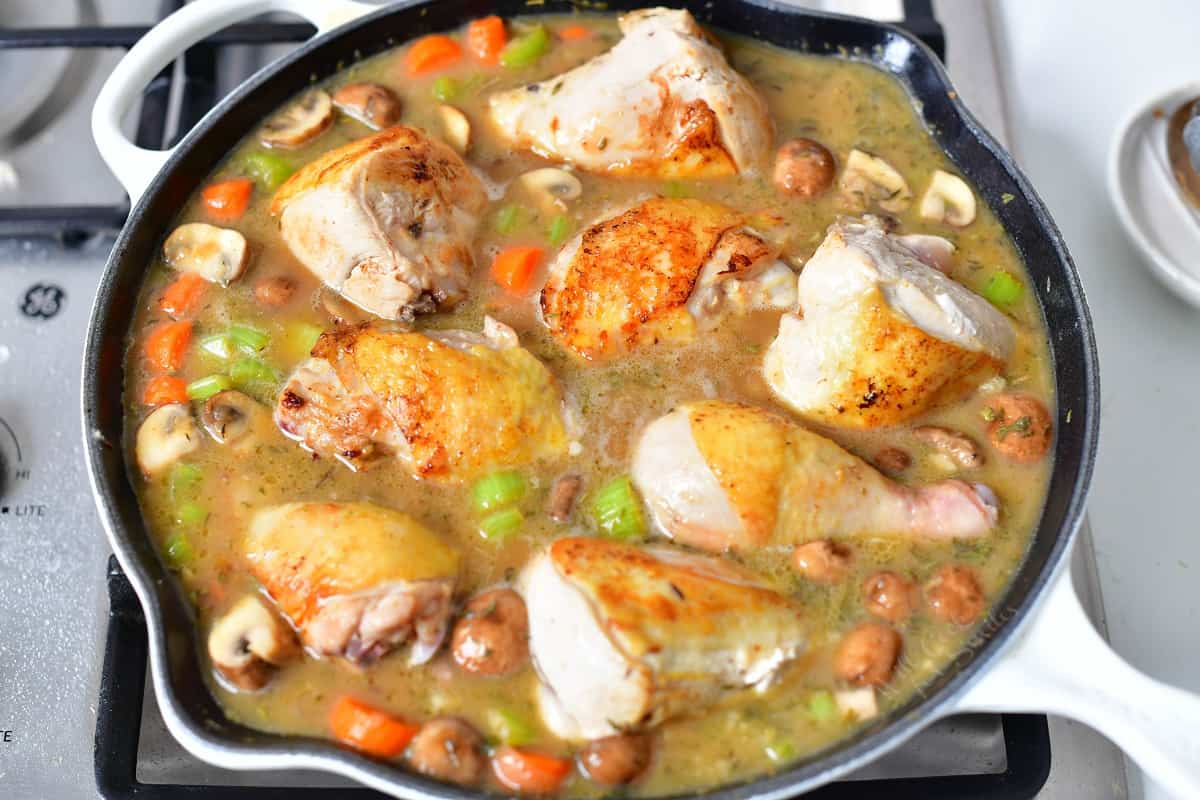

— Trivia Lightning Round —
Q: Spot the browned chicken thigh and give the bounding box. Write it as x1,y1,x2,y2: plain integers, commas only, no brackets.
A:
244,502,460,665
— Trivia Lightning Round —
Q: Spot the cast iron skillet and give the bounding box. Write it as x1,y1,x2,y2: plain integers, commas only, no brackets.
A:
82,0,1200,797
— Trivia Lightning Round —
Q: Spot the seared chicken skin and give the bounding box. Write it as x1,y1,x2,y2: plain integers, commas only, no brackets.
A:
632,401,999,553
488,8,772,177
275,317,569,482
765,217,1015,429
540,197,795,360
521,536,805,740
245,503,460,665
270,126,488,321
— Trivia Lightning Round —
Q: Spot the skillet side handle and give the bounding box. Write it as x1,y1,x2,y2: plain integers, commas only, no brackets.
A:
90,0,374,204
951,563,1200,798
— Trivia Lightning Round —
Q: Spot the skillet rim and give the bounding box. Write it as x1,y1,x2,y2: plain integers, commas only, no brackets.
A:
81,1,1100,798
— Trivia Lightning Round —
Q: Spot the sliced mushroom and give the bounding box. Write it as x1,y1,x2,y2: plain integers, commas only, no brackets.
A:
253,275,296,307
332,82,402,130
201,390,271,452
136,403,200,475
260,89,333,148
834,687,878,720
919,169,976,227
838,149,912,213
437,104,471,154
516,167,582,212
912,426,983,469
207,594,300,691
163,223,249,286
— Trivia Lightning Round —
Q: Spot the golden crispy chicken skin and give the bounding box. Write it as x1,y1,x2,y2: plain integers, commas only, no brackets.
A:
275,317,569,482
540,197,795,360
488,8,772,178
520,536,805,740
764,217,1015,429
632,401,1000,553
270,126,488,321
244,502,460,664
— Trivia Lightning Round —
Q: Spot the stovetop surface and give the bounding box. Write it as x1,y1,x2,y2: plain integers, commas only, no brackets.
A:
0,1,1126,798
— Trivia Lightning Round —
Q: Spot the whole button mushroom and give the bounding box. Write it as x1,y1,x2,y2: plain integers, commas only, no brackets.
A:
260,89,334,148
861,571,916,623
450,588,530,676
983,393,1053,463
773,138,836,199
136,403,200,475
791,539,852,584
834,622,902,687
925,564,986,625
578,733,653,787
407,717,487,786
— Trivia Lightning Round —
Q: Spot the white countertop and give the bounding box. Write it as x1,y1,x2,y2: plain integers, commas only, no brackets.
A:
986,2,1200,797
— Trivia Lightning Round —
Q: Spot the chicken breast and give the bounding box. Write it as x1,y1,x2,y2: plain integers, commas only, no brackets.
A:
540,198,795,360
764,217,1015,429
521,536,805,740
275,317,569,482
631,401,999,553
270,126,488,321
245,503,460,665
488,8,771,177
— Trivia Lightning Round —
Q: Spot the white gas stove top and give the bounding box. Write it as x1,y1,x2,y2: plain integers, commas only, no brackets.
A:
0,1,1129,798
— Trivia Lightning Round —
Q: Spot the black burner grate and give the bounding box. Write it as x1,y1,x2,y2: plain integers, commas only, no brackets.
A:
5,1,1042,797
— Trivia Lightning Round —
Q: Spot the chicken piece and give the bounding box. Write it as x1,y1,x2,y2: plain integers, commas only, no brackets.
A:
244,502,459,664
631,401,999,553
275,317,569,482
520,536,805,740
764,217,1015,429
540,198,795,360
488,9,771,178
270,126,488,321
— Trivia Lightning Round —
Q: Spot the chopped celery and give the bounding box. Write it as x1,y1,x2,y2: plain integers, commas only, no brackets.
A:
230,357,279,389
982,270,1023,307
494,204,521,234
500,25,550,68
590,475,646,540
164,532,194,567
765,737,796,764
198,333,236,360
807,690,836,721
242,150,294,189
432,76,459,102
177,502,208,527
228,324,269,353
186,374,233,401
168,462,203,503
487,707,537,746
479,507,523,541
546,215,572,247
471,470,527,513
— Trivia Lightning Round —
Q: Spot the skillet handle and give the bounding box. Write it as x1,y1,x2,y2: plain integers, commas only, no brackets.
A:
949,561,1200,797
91,0,375,203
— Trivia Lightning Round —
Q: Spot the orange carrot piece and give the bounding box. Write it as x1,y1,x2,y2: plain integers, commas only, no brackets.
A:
142,375,189,406
558,24,592,41
200,178,253,222
491,246,544,294
405,34,463,76
466,16,507,64
491,746,573,795
329,697,419,759
144,320,193,373
159,272,207,319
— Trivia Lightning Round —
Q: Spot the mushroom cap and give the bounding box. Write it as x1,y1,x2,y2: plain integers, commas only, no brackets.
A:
135,403,200,475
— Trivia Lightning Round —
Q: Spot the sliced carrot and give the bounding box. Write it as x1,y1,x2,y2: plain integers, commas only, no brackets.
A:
144,320,193,373
159,272,207,319
405,34,463,76
200,178,253,222
558,24,592,41
142,375,189,406
491,746,573,795
329,697,419,759
491,246,544,294
466,16,508,64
